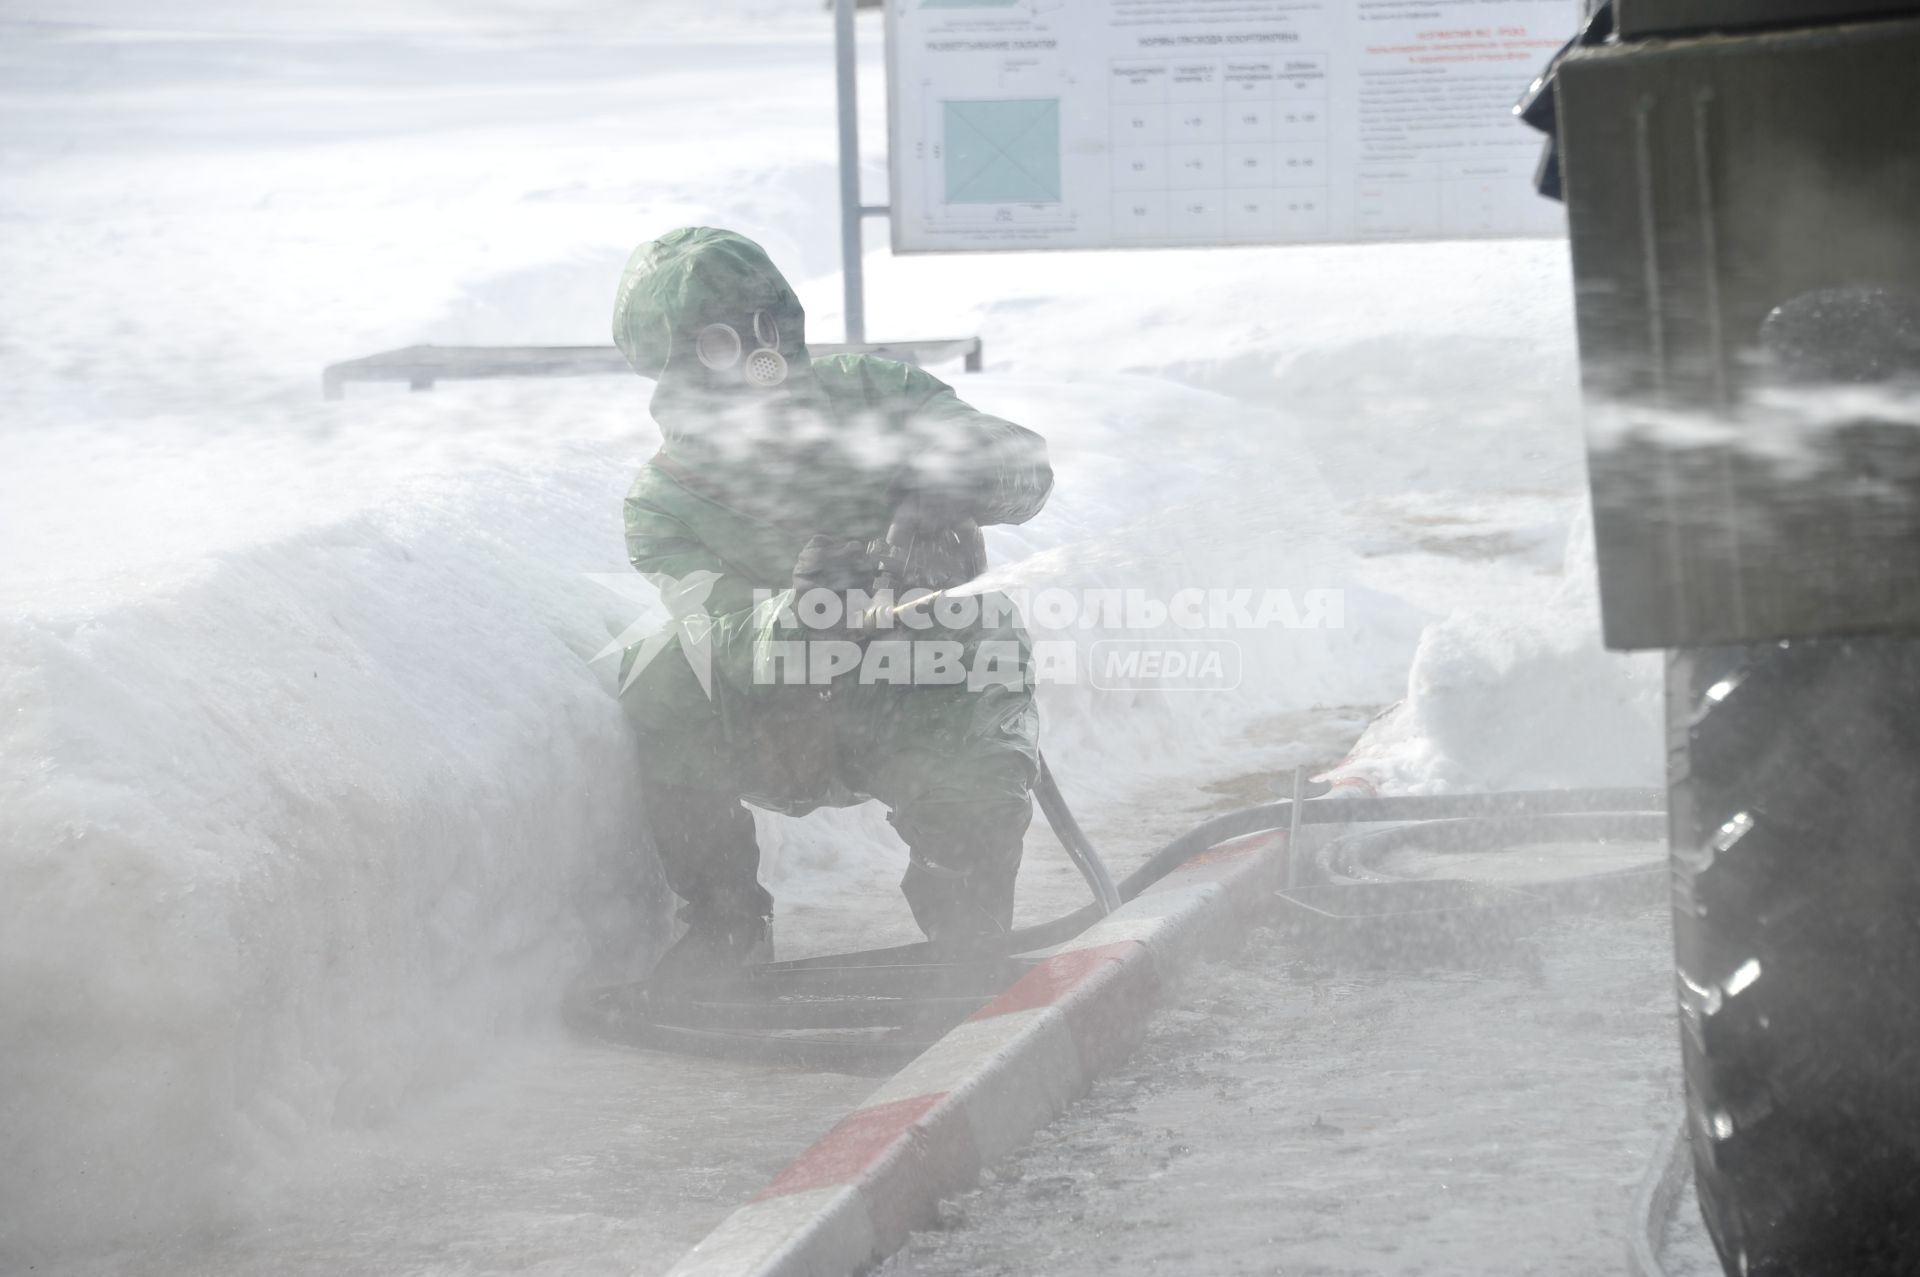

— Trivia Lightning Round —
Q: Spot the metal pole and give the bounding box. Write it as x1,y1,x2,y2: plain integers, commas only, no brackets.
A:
833,0,867,346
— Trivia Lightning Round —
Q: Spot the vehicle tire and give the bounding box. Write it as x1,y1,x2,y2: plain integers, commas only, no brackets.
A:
1669,638,1920,1276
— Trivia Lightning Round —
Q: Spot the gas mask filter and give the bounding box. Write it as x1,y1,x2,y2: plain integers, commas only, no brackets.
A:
694,311,788,388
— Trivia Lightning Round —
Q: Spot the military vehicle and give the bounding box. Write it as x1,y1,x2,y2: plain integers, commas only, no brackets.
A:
1529,4,1920,1272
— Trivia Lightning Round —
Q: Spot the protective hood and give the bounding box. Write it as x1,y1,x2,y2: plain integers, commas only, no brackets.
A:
611,228,818,425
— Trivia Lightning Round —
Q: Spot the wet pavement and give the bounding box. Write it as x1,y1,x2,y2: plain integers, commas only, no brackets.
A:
883,890,1684,1276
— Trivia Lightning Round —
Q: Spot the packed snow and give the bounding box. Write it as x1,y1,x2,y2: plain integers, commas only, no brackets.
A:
1318,512,1664,797
0,1,1659,1269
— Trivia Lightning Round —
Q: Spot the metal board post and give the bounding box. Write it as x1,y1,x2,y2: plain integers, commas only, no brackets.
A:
834,0,867,345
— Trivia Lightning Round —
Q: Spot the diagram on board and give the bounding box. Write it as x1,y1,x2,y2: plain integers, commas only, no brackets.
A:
942,98,1062,204
889,0,1579,250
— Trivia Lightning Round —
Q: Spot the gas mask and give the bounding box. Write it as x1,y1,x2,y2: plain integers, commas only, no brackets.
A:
693,311,788,389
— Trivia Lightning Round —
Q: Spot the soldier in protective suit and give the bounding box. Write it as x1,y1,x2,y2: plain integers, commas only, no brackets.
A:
612,228,1053,984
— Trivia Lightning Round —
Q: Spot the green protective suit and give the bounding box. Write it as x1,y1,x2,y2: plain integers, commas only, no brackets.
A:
612,228,1053,937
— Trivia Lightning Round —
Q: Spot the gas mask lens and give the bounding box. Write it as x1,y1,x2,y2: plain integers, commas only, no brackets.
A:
695,322,743,372
693,313,788,387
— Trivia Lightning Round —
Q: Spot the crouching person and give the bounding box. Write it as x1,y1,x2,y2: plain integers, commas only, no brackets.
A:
610,228,1053,986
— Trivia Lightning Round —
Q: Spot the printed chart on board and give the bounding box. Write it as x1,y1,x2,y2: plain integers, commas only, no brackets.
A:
885,0,1580,251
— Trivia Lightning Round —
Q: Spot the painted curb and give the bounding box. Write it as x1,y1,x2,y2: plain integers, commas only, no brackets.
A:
659,828,1289,1277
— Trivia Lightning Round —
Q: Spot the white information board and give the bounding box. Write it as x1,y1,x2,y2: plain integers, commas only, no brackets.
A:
885,0,1579,252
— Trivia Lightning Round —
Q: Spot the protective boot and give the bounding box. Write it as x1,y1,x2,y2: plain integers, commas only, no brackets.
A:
901,844,1020,958
647,904,774,993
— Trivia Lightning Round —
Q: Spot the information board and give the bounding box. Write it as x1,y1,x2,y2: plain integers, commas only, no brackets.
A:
885,0,1580,252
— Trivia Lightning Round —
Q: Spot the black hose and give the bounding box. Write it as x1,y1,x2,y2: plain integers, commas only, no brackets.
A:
764,786,1666,971
1313,811,1665,882
940,522,1126,917
579,786,1670,1067
1034,754,1124,914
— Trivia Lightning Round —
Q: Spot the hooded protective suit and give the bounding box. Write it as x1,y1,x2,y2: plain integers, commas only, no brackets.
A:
613,228,1053,944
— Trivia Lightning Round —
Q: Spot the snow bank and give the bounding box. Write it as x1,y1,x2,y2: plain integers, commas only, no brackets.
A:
1317,514,1664,796
836,238,1588,505
966,375,1424,782
0,406,669,1252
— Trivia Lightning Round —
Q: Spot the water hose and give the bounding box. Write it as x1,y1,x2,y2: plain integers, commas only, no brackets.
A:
1034,754,1124,915
764,786,1665,971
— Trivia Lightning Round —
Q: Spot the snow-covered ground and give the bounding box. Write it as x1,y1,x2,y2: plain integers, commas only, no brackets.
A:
0,2,1660,1270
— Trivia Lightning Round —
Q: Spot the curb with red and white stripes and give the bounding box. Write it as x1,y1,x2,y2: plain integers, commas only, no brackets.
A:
661,828,1289,1277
